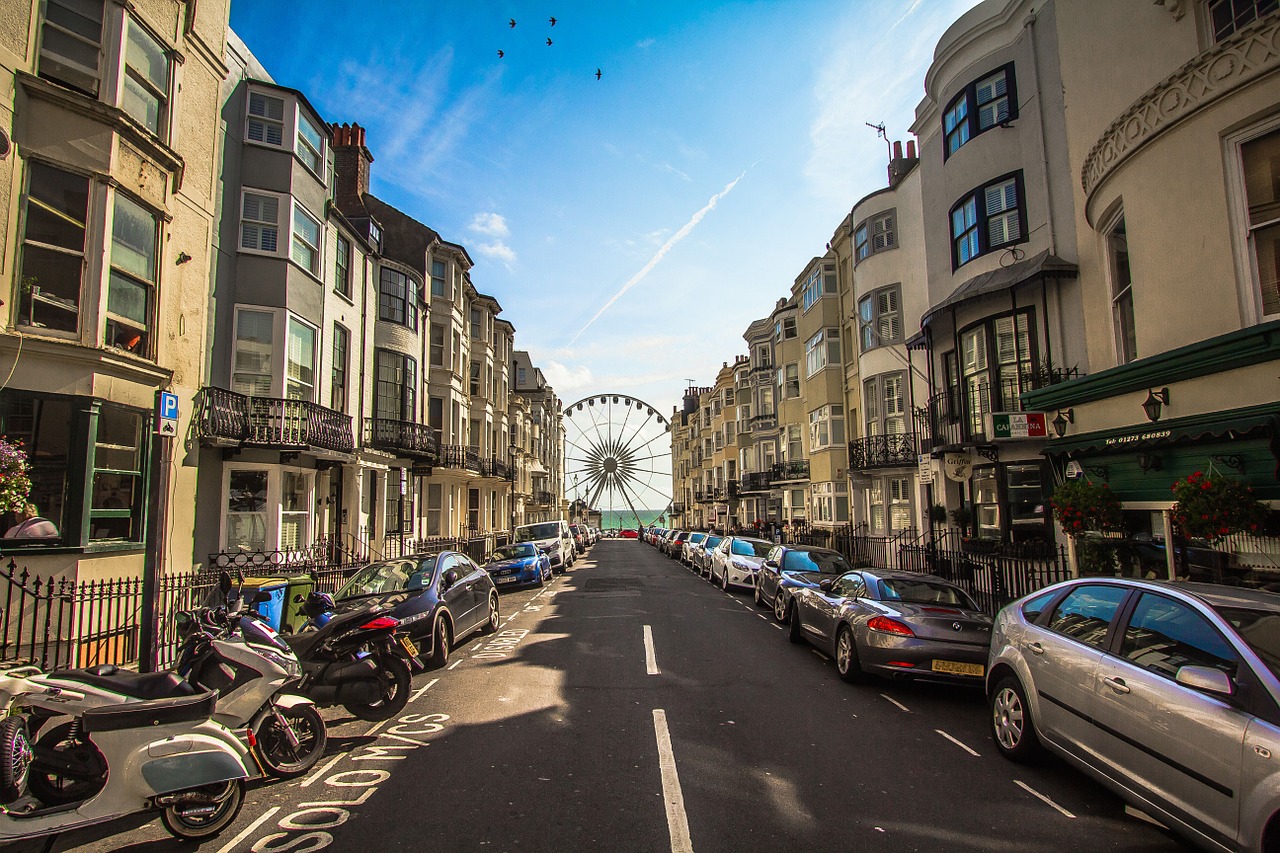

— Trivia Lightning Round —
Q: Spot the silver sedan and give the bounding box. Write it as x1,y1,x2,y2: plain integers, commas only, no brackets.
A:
788,569,992,685
989,578,1280,853
708,536,773,590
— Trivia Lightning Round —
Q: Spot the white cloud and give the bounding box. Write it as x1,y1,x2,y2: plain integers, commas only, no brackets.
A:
476,241,516,265
470,212,510,238
541,360,594,394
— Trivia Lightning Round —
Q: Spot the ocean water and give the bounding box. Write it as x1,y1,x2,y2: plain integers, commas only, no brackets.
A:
597,509,666,530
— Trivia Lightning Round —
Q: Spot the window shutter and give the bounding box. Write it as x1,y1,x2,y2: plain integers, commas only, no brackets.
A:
872,215,894,250
241,194,279,253
247,92,285,146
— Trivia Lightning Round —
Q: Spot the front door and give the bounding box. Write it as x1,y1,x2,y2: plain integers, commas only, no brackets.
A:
327,472,343,548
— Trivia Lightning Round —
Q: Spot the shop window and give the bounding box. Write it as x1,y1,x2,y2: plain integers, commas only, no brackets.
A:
19,163,89,335
89,406,144,542
972,466,1000,540
226,469,267,552
0,393,72,544
1006,463,1047,538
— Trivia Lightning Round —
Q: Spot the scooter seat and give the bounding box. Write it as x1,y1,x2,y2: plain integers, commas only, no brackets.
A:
49,665,197,701
81,689,219,733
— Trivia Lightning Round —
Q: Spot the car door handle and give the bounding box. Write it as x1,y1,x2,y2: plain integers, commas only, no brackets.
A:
1027,641,1044,655
1102,676,1131,695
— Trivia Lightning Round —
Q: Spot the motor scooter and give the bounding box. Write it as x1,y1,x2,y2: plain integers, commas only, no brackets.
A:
0,660,258,842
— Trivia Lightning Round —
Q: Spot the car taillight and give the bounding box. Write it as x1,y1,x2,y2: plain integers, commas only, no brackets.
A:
868,616,915,637
360,616,400,630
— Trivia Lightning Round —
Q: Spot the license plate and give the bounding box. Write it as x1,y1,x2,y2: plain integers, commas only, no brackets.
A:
932,659,984,677
498,577,520,584
399,635,419,657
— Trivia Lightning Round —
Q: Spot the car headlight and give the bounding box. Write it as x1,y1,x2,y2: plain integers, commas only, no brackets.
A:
548,542,560,553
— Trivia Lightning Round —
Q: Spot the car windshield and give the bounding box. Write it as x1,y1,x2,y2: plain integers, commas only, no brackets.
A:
705,536,724,549
732,539,771,557
517,523,561,540
336,557,434,598
492,544,536,560
689,533,706,544
783,550,851,574
1215,606,1280,680
877,578,977,609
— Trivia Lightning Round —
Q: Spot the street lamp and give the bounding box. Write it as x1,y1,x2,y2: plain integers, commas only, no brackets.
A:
509,441,519,535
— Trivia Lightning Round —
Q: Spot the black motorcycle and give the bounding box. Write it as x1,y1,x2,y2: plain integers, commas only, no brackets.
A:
283,592,419,722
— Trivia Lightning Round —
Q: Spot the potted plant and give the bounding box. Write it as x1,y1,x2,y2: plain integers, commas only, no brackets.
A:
0,436,32,514
1170,470,1268,543
1050,478,1124,576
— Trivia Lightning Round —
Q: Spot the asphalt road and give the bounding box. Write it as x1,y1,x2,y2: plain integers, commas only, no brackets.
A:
17,540,1191,853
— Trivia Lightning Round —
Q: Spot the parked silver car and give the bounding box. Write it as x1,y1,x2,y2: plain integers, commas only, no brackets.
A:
708,536,773,590
788,569,991,684
989,578,1280,853
681,532,708,567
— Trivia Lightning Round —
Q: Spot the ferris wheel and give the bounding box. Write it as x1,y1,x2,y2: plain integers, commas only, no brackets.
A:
563,394,672,530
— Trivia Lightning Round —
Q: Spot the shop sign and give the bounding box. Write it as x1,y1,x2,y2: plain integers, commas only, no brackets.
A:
1103,428,1172,447
943,451,974,482
990,412,1048,439
918,454,935,485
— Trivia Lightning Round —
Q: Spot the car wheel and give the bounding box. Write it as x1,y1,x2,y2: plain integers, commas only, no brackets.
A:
482,592,499,634
428,615,451,670
835,626,865,684
991,675,1043,763
754,582,766,608
788,607,805,644
721,571,730,591
773,590,789,624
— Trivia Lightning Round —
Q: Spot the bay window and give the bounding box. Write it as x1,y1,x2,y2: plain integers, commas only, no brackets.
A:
943,63,1017,158
379,266,419,329
863,372,905,436
39,0,105,95
106,193,158,356
292,203,322,274
279,471,312,550
122,17,170,138
960,310,1035,438
331,323,349,412
285,318,316,401
805,327,841,377
431,259,447,298
1241,126,1280,316
19,162,88,335
376,350,417,422
295,111,325,175
808,404,844,450
858,285,902,351
240,191,281,254
226,469,268,552
233,309,275,397
950,172,1026,268
247,90,286,146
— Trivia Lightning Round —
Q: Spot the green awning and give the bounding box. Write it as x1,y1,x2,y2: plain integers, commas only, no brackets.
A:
1044,406,1279,457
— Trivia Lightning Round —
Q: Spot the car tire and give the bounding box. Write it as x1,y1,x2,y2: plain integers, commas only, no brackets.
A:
482,592,499,634
428,615,451,670
835,626,866,684
721,572,730,591
773,590,789,624
991,675,1043,763
754,583,766,608
788,608,805,644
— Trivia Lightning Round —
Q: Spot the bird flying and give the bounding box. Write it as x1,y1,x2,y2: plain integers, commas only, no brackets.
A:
497,50,504,58
546,37,553,46
549,16,556,26
595,68,602,80
508,18,516,27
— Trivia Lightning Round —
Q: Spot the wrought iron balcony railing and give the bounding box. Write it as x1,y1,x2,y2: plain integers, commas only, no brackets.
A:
770,459,809,482
196,387,354,454
480,457,513,480
848,433,918,470
439,444,484,472
739,471,772,493
364,417,439,460
534,490,555,505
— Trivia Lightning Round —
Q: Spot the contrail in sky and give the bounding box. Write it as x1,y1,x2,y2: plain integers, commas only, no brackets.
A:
567,170,748,347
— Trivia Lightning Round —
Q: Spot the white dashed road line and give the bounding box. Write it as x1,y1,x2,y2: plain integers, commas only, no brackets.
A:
935,729,979,756
880,694,911,713
653,709,695,853
644,624,660,675
1015,780,1077,818
409,677,440,703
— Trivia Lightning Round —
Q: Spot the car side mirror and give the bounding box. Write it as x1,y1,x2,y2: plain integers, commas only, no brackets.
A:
763,559,778,570
818,579,834,592
442,568,460,590
1175,665,1234,697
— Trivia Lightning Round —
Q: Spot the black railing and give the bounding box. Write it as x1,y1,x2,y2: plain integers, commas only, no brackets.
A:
439,444,484,472
771,459,809,482
739,471,772,493
918,392,963,451
196,387,354,453
848,433,918,470
534,490,555,505
480,458,512,479
365,417,439,460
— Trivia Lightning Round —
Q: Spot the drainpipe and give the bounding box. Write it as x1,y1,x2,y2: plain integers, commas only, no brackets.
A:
1025,9,1057,258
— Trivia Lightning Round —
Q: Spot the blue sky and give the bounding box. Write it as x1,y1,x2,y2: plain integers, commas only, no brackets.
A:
231,0,981,418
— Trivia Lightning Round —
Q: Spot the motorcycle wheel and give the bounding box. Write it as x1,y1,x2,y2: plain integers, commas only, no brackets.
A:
0,717,33,804
161,779,244,841
255,702,327,778
343,653,411,721
27,721,107,805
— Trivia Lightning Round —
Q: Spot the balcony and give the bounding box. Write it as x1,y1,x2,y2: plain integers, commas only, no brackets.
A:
439,444,483,472
480,457,513,480
770,460,809,483
750,413,777,432
364,417,439,461
739,471,772,493
848,433,918,470
196,387,354,454
533,490,555,505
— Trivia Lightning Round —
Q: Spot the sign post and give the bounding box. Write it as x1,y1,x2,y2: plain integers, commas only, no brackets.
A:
139,390,177,672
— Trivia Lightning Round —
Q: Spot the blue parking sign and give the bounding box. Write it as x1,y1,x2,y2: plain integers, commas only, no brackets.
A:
159,391,179,420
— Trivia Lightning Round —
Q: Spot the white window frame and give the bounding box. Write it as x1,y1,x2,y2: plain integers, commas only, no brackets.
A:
121,15,172,140
805,327,841,377
291,199,323,276
285,315,318,402
232,306,280,397
246,87,287,149
1226,116,1280,322
295,108,325,177
240,188,285,257
808,404,845,451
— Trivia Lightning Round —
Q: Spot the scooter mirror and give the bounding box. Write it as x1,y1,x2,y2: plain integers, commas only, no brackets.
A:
218,571,233,596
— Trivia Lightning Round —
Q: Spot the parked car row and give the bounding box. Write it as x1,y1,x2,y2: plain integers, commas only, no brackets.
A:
638,527,1280,853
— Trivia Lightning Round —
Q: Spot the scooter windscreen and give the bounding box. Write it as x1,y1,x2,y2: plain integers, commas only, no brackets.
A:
240,616,293,654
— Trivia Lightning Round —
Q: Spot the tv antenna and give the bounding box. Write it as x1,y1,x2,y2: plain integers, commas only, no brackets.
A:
866,121,891,160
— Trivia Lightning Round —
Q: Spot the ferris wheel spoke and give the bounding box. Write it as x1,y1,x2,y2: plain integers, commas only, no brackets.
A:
620,429,671,460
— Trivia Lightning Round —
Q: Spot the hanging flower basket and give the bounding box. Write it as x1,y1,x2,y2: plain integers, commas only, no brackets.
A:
1171,470,1268,544
1050,479,1123,536
0,437,33,514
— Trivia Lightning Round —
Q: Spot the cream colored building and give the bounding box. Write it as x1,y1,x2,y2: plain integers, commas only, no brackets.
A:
0,0,229,579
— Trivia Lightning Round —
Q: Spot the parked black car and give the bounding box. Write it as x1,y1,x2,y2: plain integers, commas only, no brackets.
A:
755,545,854,623
331,550,499,669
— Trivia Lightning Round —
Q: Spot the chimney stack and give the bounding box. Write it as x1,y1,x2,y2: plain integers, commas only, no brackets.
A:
887,137,919,189
330,122,374,213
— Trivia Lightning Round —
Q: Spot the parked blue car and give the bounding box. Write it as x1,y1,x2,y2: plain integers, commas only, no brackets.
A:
755,545,855,625
485,541,552,589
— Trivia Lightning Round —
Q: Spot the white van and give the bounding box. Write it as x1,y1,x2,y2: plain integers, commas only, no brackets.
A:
513,520,576,572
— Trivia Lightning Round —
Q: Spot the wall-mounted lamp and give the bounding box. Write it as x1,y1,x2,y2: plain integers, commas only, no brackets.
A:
1051,408,1074,438
1141,387,1169,422
1137,451,1162,473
